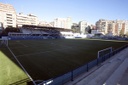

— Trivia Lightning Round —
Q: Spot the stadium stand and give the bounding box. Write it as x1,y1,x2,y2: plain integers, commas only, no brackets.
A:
31,29,42,34
0,25,73,40
21,28,32,34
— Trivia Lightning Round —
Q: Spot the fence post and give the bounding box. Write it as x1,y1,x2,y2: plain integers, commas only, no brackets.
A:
87,63,89,72
97,58,99,65
71,71,74,81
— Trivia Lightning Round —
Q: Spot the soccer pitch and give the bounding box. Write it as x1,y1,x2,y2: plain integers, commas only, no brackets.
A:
0,39,127,82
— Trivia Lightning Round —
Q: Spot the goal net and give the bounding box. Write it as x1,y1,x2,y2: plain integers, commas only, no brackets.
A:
97,47,112,58
0,36,9,47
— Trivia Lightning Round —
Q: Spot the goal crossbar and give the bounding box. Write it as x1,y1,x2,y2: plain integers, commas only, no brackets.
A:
97,47,112,58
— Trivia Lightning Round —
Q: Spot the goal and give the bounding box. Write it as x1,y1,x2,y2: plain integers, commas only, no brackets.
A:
0,36,9,47
97,47,112,58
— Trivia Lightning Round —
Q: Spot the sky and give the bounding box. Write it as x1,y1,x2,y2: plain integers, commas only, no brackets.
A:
0,0,128,24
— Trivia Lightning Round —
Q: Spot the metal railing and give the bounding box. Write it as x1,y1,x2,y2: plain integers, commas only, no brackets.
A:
37,44,128,85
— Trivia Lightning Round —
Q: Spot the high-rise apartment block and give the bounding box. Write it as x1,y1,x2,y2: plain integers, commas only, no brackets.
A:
54,17,72,29
0,2,39,28
0,3,16,28
79,21,89,34
96,19,128,35
17,13,39,27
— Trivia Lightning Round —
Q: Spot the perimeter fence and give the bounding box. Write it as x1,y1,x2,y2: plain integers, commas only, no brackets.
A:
36,44,128,85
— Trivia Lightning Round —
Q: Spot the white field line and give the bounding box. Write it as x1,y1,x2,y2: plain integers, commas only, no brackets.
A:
9,41,28,47
17,46,72,57
16,41,28,47
10,47,28,49
7,46,36,85
50,42,73,49
18,43,28,47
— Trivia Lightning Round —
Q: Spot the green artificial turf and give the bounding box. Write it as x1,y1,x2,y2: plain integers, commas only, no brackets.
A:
0,39,127,81
0,45,28,85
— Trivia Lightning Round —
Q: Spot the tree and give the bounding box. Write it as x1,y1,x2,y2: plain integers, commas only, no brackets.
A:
85,26,91,34
119,29,124,36
71,24,80,33
125,32,128,37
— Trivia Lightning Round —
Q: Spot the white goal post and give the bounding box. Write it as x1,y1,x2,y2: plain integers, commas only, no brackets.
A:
97,47,112,58
0,36,9,46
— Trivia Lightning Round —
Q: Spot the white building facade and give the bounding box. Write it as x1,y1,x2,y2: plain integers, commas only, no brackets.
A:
96,19,128,36
16,13,39,27
38,21,53,27
0,3,16,28
53,17,72,29
79,21,90,34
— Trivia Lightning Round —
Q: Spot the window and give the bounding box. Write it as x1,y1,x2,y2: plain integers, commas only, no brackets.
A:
7,22,13,24
7,19,12,22
6,13,12,16
6,17,12,19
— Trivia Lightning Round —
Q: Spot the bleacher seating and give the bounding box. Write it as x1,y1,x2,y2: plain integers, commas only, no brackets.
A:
2,25,73,40
21,28,32,34
7,26,63,40
31,29,42,34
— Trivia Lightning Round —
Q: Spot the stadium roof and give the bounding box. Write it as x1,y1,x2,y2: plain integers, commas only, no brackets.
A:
22,25,72,31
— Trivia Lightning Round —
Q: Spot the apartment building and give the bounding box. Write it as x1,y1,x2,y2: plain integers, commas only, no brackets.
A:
115,20,128,35
0,3,16,28
79,21,90,34
124,21,128,34
54,17,72,29
96,19,128,36
38,21,53,27
96,19,108,34
17,13,39,27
